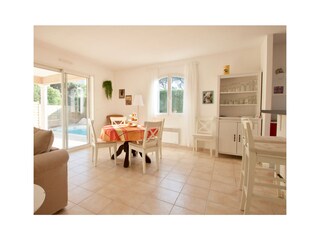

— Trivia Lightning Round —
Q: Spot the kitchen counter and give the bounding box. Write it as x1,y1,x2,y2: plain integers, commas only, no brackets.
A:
261,110,286,115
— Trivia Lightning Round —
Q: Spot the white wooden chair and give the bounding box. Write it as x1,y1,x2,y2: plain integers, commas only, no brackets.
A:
193,118,215,157
88,119,117,166
239,118,286,189
240,120,286,214
151,118,165,159
110,117,127,126
128,121,162,174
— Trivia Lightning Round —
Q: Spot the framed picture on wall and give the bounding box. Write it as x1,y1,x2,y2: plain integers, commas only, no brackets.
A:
202,91,214,104
119,89,125,98
125,95,132,105
273,86,284,94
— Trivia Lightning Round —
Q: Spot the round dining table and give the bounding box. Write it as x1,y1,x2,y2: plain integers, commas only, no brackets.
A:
100,124,151,167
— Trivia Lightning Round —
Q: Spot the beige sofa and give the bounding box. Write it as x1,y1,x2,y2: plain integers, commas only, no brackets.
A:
34,128,69,214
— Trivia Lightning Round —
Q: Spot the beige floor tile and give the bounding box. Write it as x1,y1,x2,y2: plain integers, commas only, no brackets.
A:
187,176,211,189
68,186,94,204
212,174,236,186
97,184,127,200
69,173,96,186
205,201,242,215
190,170,212,181
137,197,173,214
150,187,180,204
117,191,148,209
99,201,136,215
130,182,157,195
80,178,109,192
70,164,92,174
78,193,113,214
207,190,240,209
160,178,185,192
181,184,209,200
175,193,207,214
170,205,199,215
210,181,240,195
138,174,163,186
60,205,94,215
133,209,150,215
165,172,189,183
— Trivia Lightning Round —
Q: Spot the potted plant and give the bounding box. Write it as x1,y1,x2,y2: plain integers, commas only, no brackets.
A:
102,80,113,99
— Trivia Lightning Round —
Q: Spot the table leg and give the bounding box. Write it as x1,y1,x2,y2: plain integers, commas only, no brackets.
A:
110,142,152,168
123,142,151,168
111,143,125,160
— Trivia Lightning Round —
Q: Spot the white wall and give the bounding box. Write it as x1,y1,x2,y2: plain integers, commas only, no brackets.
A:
34,40,114,131
272,41,286,116
114,47,261,147
260,35,274,136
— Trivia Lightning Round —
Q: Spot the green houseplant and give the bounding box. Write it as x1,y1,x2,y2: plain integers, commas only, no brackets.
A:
102,80,113,99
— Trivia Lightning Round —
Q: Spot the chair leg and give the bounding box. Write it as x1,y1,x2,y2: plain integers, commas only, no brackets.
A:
244,154,256,214
142,152,146,174
156,150,160,171
128,146,132,167
94,147,98,167
108,147,112,159
91,146,94,163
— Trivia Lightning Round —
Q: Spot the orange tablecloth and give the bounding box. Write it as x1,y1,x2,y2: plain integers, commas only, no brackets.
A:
100,125,146,142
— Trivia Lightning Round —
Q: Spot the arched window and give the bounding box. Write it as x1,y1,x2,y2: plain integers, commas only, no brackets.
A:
158,75,184,114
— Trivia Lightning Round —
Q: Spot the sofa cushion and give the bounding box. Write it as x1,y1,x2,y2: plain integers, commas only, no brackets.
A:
34,127,54,155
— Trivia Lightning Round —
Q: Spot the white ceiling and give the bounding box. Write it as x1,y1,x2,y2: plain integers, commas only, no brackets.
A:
34,26,286,71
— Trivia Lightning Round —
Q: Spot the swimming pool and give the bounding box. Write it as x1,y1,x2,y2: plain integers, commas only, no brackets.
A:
52,125,87,136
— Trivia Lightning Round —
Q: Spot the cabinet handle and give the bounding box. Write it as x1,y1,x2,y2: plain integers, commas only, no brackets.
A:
239,134,241,142
234,134,236,142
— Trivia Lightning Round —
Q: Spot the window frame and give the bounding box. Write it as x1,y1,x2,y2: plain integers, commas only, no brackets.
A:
157,73,184,115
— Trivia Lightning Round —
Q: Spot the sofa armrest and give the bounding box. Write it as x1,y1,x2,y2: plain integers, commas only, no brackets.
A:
34,149,69,175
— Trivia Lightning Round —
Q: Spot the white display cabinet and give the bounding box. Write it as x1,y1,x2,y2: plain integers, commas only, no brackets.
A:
216,72,262,157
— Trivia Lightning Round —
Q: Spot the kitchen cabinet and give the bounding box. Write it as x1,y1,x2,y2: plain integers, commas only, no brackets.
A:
216,118,261,157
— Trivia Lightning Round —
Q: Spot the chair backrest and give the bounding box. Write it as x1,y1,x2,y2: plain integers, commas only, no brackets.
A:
88,118,97,144
110,117,127,126
151,117,165,141
142,121,162,148
195,118,214,135
242,120,255,152
106,114,124,125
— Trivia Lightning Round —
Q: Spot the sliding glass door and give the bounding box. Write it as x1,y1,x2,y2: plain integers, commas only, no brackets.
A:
34,67,63,148
66,73,89,148
34,66,90,149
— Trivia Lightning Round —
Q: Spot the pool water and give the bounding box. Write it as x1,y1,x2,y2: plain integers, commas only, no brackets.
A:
68,128,87,135
52,125,87,136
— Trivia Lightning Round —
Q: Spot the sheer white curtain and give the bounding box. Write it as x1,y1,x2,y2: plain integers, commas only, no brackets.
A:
184,62,198,147
147,67,159,120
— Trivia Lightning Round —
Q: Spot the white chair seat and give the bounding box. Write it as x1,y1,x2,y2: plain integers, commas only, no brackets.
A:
254,136,286,144
254,142,286,157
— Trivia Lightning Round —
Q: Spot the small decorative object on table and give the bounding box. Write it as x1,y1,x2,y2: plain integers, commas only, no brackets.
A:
128,113,138,126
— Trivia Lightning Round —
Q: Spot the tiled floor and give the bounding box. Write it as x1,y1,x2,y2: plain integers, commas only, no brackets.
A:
56,145,286,215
